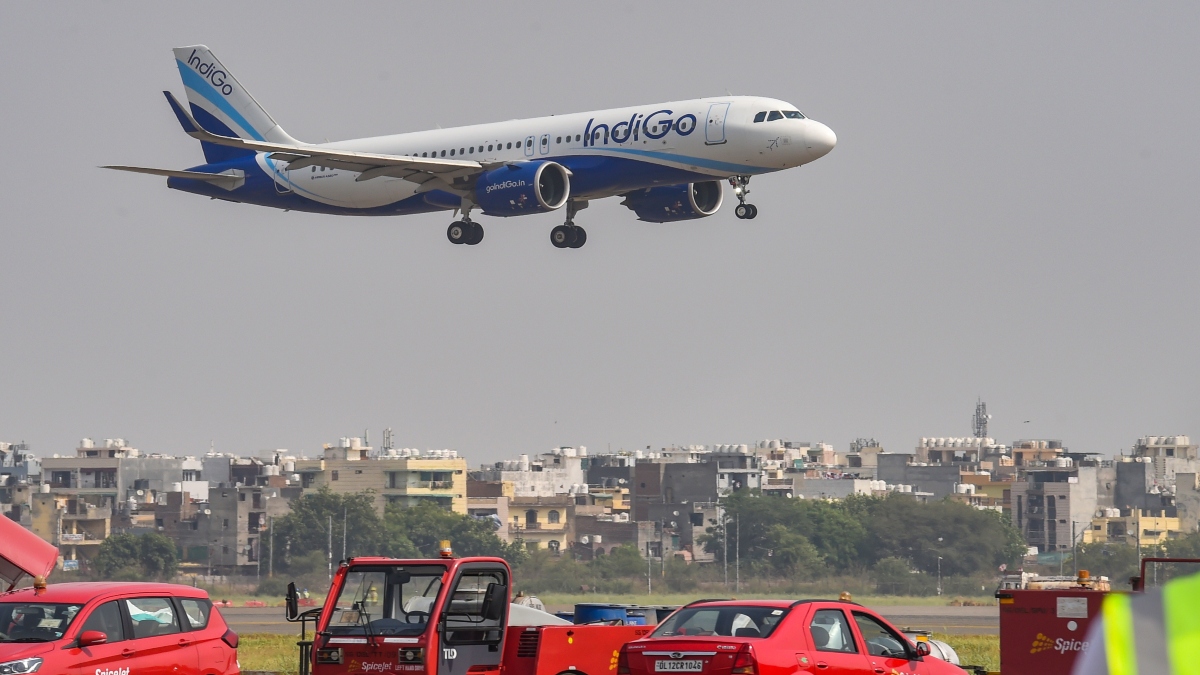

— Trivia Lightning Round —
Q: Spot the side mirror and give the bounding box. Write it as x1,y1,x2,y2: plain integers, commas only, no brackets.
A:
914,641,931,658
79,630,108,647
481,583,507,622
286,581,299,621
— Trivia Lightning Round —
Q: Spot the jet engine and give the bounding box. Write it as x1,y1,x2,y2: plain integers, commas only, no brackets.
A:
620,181,723,222
475,161,570,216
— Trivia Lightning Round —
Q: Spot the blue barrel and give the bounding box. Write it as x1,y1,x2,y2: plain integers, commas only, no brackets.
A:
554,611,575,623
574,603,627,624
624,608,647,625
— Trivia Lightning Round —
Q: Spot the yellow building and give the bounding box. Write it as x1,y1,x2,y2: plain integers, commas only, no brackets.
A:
1082,509,1184,547
295,444,468,515
509,495,573,552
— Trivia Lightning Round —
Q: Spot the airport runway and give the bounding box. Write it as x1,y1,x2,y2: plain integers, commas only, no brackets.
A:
218,604,998,637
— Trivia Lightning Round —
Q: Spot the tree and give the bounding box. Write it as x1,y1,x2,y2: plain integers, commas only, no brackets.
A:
382,501,527,564
271,488,383,571
92,533,179,581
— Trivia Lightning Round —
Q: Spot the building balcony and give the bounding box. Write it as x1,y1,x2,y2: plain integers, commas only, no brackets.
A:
63,506,112,520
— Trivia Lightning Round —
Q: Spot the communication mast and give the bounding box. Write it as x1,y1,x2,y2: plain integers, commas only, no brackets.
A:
973,399,990,439
382,428,394,452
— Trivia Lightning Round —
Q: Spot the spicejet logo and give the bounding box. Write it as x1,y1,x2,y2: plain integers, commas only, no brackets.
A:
1030,633,1091,655
95,668,130,675
186,49,235,96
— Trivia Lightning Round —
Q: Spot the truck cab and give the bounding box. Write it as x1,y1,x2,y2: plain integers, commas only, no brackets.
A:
296,555,511,675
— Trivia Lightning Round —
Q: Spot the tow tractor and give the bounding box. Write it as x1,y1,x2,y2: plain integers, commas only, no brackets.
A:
285,544,651,675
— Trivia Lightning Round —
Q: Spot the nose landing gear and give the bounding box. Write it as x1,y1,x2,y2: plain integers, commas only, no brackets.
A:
550,199,588,249
730,175,757,219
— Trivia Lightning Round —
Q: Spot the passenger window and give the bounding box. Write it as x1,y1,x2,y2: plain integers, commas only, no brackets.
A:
810,609,857,653
852,613,909,658
125,598,180,639
469,147,474,153
541,137,547,145
460,148,465,155
527,139,533,147
783,110,806,119
753,111,766,123
180,599,212,631
311,166,316,172
556,136,562,143
575,134,581,141
488,144,494,151
506,142,512,149
422,152,427,157
450,149,455,156
767,111,784,121
79,601,125,642
440,150,446,157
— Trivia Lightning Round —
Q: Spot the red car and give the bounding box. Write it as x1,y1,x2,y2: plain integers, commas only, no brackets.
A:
619,599,967,675
0,582,239,675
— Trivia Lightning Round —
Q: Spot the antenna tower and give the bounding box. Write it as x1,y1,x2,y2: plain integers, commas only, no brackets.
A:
973,399,989,438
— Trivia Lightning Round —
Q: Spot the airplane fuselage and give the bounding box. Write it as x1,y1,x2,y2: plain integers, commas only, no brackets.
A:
169,96,835,217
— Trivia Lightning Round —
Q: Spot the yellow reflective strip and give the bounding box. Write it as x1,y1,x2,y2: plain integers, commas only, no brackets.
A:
1164,574,1200,674
1104,593,1137,675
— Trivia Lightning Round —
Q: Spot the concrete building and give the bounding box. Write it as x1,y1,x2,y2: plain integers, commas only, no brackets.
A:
294,440,468,515
472,448,587,497
508,495,574,552
30,491,112,563
1011,466,1099,553
466,479,512,542
1082,508,1184,547
876,454,962,499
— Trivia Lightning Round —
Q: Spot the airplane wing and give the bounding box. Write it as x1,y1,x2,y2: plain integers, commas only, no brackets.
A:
163,91,487,192
101,165,245,190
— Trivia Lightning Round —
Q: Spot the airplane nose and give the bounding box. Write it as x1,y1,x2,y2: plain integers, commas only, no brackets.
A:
805,121,837,159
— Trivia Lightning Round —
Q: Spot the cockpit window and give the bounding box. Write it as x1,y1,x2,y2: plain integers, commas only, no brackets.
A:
784,110,806,119
753,111,767,123
767,111,784,121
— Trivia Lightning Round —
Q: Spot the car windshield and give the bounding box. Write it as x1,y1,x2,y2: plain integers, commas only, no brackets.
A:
327,566,445,636
651,606,789,638
0,602,84,642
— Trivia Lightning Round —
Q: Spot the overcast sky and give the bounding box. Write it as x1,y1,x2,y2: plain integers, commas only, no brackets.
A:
1,3,1197,464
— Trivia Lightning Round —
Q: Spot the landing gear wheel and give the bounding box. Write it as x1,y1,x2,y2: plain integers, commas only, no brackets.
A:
735,204,750,219
745,204,758,219
447,221,469,244
571,225,590,247
466,222,484,245
551,225,575,248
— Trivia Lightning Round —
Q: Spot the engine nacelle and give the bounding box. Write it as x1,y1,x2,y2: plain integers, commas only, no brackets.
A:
620,180,724,222
475,161,570,216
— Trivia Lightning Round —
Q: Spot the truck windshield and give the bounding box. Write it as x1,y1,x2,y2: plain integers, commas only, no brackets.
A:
652,605,789,638
327,566,445,636
0,602,84,642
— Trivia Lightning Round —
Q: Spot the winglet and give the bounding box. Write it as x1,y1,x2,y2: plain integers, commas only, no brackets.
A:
163,90,201,135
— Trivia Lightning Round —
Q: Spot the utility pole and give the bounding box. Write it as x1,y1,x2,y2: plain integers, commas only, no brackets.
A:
735,511,740,594
342,507,348,561
268,516,274,578
328,515,333,581
721,502,728,589
647,542,652,595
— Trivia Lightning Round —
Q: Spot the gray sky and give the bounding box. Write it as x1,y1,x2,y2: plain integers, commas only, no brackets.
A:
1,3,1197,464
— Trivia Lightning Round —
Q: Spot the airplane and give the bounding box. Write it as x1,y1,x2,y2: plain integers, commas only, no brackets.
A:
106,45,836,249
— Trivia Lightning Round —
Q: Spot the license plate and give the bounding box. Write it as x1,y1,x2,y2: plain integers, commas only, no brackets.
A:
655,661,704,672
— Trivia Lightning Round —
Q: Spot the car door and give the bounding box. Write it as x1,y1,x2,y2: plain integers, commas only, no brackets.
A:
72,600,136,675
850,612,922,675
122,596,200,675
436,563,508,675
801,607,871,675
178,597,227,674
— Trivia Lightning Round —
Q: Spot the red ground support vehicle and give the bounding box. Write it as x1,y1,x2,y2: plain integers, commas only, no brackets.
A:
288,553,649,675
0,582,240,675
619,599,968,675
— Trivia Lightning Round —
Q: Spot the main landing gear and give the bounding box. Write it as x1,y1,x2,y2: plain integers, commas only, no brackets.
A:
551,200,588,249
730,175,757,219
447,212,484,246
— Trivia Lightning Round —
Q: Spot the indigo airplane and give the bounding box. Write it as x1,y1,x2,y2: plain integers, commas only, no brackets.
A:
107,46,836,248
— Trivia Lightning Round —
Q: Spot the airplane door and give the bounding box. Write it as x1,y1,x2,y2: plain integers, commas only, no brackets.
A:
524,135,536,158
437,563,508,675
705,102,730,145
539,133,551,156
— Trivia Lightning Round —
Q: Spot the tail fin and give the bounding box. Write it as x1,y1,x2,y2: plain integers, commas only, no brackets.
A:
172,45,300,162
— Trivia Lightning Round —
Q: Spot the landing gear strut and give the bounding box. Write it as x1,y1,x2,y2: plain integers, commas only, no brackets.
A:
730,175,757,220
447,207,484,245
551,200,588,249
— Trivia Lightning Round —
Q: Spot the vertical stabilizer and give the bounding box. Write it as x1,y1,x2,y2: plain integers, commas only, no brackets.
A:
173,45,300,162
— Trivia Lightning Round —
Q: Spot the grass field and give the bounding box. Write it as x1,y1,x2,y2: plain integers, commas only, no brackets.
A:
237,632,1000,675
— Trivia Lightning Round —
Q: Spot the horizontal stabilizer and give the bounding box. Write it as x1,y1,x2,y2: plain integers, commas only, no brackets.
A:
102,165,245,190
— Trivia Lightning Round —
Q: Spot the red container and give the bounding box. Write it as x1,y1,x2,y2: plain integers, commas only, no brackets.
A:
997,589,1110,674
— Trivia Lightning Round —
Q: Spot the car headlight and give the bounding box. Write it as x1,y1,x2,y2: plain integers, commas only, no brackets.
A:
0,657,42,674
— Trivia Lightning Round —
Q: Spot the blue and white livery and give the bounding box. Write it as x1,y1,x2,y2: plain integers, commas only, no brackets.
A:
106,45,836,248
